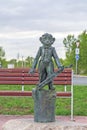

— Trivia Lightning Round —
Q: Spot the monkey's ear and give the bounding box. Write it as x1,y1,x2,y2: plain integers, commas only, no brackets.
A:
53,38,55,42
39,37,42,42
39,37,43,44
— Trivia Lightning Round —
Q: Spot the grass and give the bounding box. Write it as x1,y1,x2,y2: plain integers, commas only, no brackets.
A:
0,85,87,116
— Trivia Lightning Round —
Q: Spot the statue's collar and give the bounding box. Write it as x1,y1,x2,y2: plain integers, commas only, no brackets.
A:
43,46,51,49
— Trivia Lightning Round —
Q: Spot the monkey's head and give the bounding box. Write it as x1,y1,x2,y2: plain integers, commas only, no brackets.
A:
39,33,55,47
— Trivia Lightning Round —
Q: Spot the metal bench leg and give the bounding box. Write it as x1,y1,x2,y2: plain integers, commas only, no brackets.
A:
22,85,24,91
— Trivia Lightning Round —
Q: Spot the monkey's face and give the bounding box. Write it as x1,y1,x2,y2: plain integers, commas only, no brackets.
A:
40,33,55,47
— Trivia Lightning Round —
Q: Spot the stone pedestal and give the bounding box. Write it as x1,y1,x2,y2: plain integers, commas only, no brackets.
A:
32,89,56,122
3,118,87,130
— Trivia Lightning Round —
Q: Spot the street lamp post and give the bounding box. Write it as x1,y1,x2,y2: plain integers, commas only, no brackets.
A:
17,53,20,67
22,56,24,67
75,41,80,75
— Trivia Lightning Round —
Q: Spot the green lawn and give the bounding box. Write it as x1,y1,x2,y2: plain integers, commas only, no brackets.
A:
0,85,87,116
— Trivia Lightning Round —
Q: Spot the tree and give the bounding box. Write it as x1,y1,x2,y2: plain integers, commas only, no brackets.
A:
63,35,77,69
63,31,87,74
0,47,5,67
25,56,34,67
0,47,5,59
78,30,87,74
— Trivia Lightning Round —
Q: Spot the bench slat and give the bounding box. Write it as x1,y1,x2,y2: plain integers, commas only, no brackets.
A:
0,73,71,77
0,77,71,81
0,81,38,85
0,91,32,96
0,91,71,97
0,81,71,85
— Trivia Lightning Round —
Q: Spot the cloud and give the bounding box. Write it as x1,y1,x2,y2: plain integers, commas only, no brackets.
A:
0,0,87,60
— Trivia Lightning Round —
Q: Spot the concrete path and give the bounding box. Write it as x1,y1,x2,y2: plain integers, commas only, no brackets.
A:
73,75,87,85
0,115,87,130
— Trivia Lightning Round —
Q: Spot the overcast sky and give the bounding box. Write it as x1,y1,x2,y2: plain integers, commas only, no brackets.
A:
0,0,87,60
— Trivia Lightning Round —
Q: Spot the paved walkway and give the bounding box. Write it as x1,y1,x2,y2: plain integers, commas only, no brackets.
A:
0,115,87,130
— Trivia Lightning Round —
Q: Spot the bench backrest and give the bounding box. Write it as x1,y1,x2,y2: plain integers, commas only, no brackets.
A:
0,68,72,85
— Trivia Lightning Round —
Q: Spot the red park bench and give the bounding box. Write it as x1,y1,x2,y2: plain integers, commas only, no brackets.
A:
0,68,73,120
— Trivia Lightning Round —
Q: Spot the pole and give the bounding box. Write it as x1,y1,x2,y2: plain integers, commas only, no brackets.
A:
75,40,80,75
22,56,24,67
76,59,77,75
75,47,79,75
17,53,19,67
